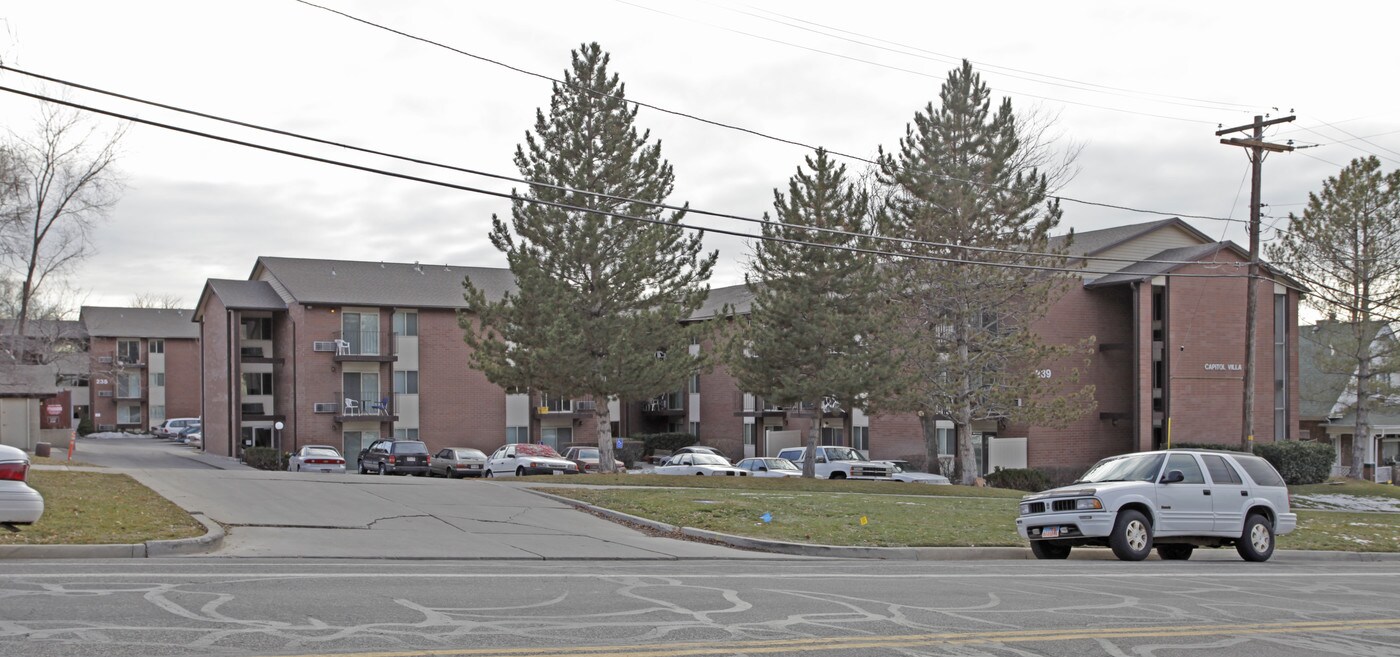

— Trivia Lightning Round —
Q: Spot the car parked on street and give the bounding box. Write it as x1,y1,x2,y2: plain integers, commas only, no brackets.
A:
1015,449,1297,562
357,439,431,476
429,448,489,478
484,443,579,478
153,417,200,439
287,445,347,474
562,446,625,473
0,444,43,527
735,457,802,477
879,460,951,485
673,445,730,463
654,453,749,476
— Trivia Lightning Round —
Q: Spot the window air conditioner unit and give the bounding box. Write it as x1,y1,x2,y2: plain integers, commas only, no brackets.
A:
97,390,113,398
312,341,337,352
575,400,597,411
313,402,338,414
97,356,113,364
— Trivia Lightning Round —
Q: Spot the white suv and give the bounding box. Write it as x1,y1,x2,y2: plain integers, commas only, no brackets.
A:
775,446,894,480
1015,449,1297,562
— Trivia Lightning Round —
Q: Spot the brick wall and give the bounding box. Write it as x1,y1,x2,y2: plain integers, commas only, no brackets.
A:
419,310,506,454
164,338,201,419
199,298,232,456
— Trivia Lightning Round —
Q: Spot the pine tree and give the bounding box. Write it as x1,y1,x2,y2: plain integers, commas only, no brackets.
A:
462,43,716,472
724,149,904,477
1268,156,1400,479
876,60,1094,484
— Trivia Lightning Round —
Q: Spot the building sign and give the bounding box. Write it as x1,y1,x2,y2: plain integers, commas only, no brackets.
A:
46,404,63,415
1203,363,1243,371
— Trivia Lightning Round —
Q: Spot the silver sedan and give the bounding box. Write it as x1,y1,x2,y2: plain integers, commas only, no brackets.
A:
430,447,489,478
287,445,346,474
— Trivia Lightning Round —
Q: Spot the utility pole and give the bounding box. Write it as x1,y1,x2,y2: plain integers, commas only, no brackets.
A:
1217,115,1294,446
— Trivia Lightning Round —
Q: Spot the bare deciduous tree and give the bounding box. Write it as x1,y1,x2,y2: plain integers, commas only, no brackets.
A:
128,292,184,309
1,104,124,360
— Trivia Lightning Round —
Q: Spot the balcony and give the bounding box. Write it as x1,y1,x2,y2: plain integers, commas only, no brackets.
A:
239,342,282,364
115,387,143,400
642,393,686,417
732,393,786,417
334,392,398,423
531,398,592,419
331,330,398,363
96,351,145,369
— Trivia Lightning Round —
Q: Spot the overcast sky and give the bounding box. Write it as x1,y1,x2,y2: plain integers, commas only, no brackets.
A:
2,1,1397,311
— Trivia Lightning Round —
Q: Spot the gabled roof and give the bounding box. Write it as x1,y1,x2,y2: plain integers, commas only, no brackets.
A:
1047,218,1211,257
0,319,86,340
690,282,752,320
1299,321,1400,427
252,257,516,309
0,363,60,398
193,280,287,322
79,307,200,339
1084,243,1237,288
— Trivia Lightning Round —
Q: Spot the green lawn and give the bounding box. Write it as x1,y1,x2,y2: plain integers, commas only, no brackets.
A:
0,471,204,545
1292,479,1400,500
541,478,1400,552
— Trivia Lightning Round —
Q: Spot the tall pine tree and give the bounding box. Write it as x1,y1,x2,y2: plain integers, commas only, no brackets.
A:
1268,156,1400,479
877,60,1094,484
724,149,903,477
462,43,716,472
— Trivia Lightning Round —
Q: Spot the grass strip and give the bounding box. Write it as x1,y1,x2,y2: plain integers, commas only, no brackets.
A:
0,471,204,545
549,474,1025,498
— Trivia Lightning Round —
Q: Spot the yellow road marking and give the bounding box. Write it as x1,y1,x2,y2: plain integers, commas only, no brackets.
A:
276,618,1400,657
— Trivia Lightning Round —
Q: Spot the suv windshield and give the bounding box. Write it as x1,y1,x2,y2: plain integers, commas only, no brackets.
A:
1075,453,1165,483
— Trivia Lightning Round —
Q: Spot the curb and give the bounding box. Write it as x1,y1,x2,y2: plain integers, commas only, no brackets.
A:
0,512,224,559
530,488,1400,562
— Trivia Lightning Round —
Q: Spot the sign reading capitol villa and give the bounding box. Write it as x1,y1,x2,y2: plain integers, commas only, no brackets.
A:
1203,363,1243,371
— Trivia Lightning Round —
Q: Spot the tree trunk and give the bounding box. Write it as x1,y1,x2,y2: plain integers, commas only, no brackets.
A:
920,413,942,476
803,404,818,478
594,400,617,474
1354,356,1371,481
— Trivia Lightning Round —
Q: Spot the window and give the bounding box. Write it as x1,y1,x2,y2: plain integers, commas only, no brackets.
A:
937,427,955,455
393,370,419,395
242,372,273,396
117,339,140,363
342,312,380,355
743,423,755,446
342,372,379,406
150,372,165,388
240,317,272,340
1164,453,1206,484
150,405,165,425
393,311,419,337
1234,455,1286,487
1202,454,1242,485
149,339,164,354
689,373,700,394
117,373,141,398
851,426,869,451
1274,294,1289,441
541,427,571,450
820,426,844,446
241,426,273,448
118,405,142,424
689,421,700,436
506,426,529,444
541,393,572,413
393,428,420,440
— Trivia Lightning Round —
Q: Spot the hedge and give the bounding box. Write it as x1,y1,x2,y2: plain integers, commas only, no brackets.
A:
1168,442,1249,452
243,447,287,471
1251,440,1334,485
985,468,1052,492
634,433,698,457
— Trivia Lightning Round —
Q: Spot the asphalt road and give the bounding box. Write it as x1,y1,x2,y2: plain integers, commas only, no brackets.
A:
1,558,1398,657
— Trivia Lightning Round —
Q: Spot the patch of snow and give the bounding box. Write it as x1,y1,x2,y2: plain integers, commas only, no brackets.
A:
82,431,154,439
1292,493,1400,513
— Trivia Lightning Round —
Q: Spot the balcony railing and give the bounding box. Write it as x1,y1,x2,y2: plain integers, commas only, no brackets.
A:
332,330,397,361
115,387,143,399
336,392,395,421
95,351,145,368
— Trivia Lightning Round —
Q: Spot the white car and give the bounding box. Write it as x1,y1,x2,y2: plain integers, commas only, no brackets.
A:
484,443,579,478
1016,449,1297,562
880,460,951,485
654,453,749,476
153,417,200,439
735,457,802,478
0,445,44,527
287,445,346,474
775,446,894,480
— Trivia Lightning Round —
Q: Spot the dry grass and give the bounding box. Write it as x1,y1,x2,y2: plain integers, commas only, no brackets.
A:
0,471,204,545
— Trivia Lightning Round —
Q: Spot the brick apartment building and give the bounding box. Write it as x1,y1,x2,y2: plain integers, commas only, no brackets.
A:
194,218,1303,473
79,307,201,433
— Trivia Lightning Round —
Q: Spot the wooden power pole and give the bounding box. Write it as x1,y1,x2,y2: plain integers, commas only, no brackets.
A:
1217,115,1294,446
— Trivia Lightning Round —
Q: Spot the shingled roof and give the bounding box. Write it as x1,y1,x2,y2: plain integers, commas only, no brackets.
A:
79,307,200,339
252,257,516,309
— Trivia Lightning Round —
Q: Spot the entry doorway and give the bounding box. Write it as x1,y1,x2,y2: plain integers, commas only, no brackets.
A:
343,430,379,471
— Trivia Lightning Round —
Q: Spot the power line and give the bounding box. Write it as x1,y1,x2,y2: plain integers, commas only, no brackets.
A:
686,0,1256,114
287,0,1248,226
0,83,1268,283
0,63,1243,268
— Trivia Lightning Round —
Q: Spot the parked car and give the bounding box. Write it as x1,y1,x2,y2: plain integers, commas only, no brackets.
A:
0,445,43,527
153,417,200,439
174,425,202,444
1015,449,1297,562
673,445,730,463
735,457,802,478
654,453,749,476
484,443,578,478
287,445,347,474
879,460,951,485
184,430,202,448
429,448,489,478
357,439,431,476
562,446,625,473
774,446,894,480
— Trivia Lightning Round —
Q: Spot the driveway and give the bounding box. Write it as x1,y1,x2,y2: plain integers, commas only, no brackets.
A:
70,437,772,560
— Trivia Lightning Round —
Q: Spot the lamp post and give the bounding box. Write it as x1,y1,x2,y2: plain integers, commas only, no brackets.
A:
274,421,285,456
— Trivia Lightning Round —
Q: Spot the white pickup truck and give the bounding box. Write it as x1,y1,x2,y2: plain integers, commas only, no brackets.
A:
775,446,894,480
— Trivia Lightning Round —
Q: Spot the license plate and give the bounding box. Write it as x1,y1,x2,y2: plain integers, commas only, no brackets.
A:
1041,526,1059,538
467,464,480,469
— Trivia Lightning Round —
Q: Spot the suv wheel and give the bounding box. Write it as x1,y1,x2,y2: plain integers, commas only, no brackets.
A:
1030,541,1071,560
378,463,388,476
1156,544,1194,560
1237,514,1275,562
1109,510,1153,561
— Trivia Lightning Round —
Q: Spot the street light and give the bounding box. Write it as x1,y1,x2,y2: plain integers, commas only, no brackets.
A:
274,421,285,455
